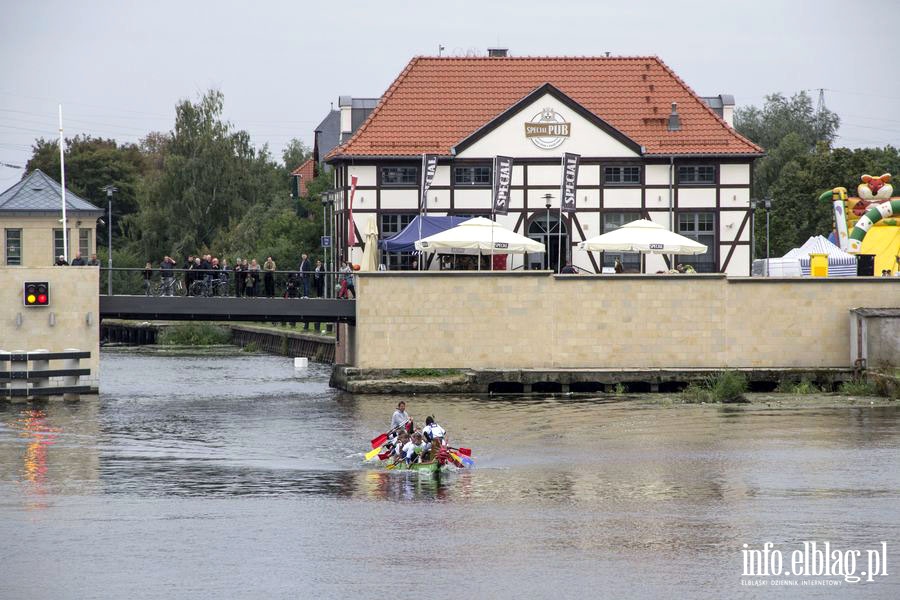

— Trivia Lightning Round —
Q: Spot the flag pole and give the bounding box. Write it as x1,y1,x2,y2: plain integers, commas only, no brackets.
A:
557,154,564,273
490,157,495,271
58,104,68,262
418,153,425,271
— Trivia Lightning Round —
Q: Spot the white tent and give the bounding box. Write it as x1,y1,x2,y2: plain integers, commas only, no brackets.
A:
783,235,856,277
578,219,707,254
414,217,545,255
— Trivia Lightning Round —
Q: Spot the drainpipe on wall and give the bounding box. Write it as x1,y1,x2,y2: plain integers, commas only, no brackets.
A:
669,155,674,266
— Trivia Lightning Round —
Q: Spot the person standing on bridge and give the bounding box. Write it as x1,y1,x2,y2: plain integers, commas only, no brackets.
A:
314,259,325,297
234,258,244,297
160,256,175,296
263,256,276,298
183,255,194,295
298,253,313,299
142,261,153,295
246,259,260,297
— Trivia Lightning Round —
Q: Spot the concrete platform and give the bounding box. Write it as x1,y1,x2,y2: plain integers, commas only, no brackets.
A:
330,366,859,395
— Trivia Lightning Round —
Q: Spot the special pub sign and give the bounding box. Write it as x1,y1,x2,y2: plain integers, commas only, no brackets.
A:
525,108,571,149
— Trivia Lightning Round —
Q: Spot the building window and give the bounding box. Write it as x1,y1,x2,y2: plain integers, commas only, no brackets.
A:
381,167,418,185
601,212,641,271
454,166,491,186
380,213,416,236
383,252,415,270
5,228,22,266
53,229,67,262
604,166,641,185
678,165,716,184
79,228,91,258
677,212,716,272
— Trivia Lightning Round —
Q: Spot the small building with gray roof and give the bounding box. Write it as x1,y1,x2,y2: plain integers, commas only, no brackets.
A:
1,169,103,266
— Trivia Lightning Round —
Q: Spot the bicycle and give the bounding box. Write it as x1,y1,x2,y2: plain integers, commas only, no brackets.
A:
153,277,184,297
188,277,229,297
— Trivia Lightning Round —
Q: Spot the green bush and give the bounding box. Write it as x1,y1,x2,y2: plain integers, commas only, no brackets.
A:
159,323,231,346
776,378,821,394
682,371,748,403
398,368,461,378
838,379,879,396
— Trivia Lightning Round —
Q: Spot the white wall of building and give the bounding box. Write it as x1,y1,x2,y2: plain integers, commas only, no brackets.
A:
457,93,640,159
678,188,716,208
720,163,749,186
720,187,751,208
378,189,419,210
645,164,672,186
725,246,750,274
604,188,642,209
348,165,376,187
719,210,750,243
432,165,451,187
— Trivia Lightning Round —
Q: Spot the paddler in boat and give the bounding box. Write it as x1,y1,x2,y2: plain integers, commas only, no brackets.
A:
403,432,427,465
391,401,412,433
422,416,446,457
392,431,410,458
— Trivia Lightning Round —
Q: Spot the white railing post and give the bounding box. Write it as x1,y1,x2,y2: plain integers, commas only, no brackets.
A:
0,350,8,400
11,349,28,401
63,348,81,401
31,349,50,398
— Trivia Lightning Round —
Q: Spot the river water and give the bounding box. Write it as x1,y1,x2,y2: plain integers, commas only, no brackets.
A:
1,350,898,599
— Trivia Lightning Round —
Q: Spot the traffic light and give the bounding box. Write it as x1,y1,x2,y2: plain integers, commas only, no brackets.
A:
23,281,49,307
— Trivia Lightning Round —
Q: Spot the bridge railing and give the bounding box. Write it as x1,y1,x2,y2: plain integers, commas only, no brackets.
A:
101,267,352,299
0,349,93,400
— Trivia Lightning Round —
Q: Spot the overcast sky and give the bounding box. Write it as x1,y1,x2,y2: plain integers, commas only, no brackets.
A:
2,0,898,188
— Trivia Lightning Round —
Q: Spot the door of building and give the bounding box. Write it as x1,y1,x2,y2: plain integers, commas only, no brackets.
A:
528,214,568,272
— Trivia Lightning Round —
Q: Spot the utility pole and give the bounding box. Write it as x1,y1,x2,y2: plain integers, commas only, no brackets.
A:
816,88,826,142
103,185,117,295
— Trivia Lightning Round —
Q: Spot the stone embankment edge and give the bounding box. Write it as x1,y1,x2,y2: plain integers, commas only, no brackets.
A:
100,320,336,364
329,366,869,395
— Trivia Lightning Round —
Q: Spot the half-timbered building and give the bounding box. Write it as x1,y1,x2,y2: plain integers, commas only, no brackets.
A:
326,54,763,274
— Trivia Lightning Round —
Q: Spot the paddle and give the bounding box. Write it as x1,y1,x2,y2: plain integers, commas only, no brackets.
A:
370,418,410,448
364,446,384,461
449,446,472,457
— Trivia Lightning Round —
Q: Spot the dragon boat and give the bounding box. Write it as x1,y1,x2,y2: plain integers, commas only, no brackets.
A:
384,446,472,474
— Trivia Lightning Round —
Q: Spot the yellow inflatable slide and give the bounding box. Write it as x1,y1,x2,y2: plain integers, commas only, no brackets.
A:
819,173,900,275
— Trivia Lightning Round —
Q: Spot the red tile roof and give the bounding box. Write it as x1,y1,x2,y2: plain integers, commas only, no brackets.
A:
291,158,316,196
328,56,762,159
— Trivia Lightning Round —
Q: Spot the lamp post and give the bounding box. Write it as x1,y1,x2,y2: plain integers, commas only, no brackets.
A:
764,197,773,261
321,191,332,298
750,198,757,263
542,193,553,271
102,185,117,295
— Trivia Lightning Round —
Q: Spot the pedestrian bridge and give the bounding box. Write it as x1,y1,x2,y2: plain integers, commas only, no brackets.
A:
99,296,356,324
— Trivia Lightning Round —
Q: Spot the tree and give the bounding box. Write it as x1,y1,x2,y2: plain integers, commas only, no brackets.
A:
24,135,147,246
131,89,284,258
764,144,900,256
282,138,312,173
735,91,843,257
735,92,841,200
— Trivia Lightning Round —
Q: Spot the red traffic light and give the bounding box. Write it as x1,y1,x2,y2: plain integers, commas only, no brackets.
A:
23,282,50,307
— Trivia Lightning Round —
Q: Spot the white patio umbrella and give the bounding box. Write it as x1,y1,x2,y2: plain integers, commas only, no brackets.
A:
414,216,545,255
360,216,379,271
579,219,706,254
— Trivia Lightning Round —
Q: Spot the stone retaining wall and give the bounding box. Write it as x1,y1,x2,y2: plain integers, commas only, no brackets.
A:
353,272,899,370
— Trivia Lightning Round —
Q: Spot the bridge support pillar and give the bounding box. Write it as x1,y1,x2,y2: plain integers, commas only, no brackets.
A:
10,350,27,402
63,348,81,401
31,349,49,398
